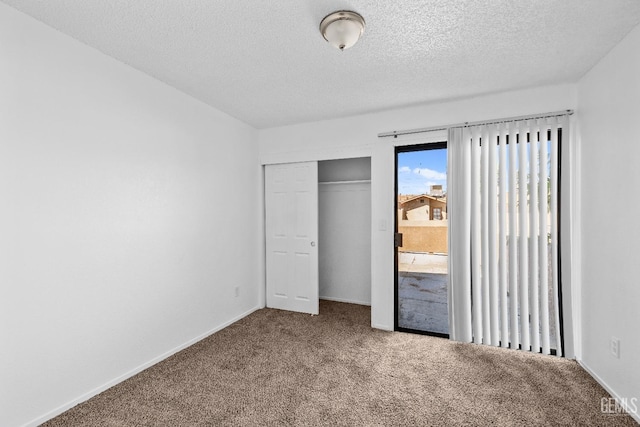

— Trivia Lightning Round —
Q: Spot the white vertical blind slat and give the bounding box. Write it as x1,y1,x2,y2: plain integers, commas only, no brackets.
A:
508,126,520,349
539,123,551,355
471,127,483,344
529,122,541,353
550,121,562,356
447,127,473,342
480,127,491,345
488,126,500,346
498,124,509,347
518,122,531,351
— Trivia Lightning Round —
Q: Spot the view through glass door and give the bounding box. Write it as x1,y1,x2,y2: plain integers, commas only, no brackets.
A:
395,143,449,336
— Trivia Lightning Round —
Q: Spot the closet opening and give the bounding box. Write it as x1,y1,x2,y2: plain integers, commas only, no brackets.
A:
318,158,372,310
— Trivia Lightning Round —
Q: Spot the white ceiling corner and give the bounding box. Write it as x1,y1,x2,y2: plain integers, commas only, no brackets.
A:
3,0,640,129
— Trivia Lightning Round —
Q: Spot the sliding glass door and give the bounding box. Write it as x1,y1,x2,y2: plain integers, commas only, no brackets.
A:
395,143,449,337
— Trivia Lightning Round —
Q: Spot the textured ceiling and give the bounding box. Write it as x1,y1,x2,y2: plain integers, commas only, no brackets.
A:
3,0,640,128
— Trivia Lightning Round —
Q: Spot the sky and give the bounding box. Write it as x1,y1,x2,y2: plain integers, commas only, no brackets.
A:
396,141,554,196
397,148,447,195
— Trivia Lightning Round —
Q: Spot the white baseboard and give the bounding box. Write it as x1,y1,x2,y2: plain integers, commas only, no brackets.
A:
579,360,640,424
24,305,262,427
319,296,371,306
371,322,393,331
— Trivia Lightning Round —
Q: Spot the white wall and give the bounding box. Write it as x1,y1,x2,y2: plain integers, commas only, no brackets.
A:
0,5,260,427
260,84,577,331
319,183,371,305
318,157,371,183
577,23,640,418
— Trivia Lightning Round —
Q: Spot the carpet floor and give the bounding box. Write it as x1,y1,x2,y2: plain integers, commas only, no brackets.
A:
45,301,636,426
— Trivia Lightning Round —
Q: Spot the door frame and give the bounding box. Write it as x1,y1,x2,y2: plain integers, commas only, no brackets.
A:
394,141,449,337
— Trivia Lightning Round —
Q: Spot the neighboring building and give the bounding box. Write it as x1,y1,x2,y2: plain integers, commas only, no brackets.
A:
398,194,447,221
397,194,416,204
430,185,443,197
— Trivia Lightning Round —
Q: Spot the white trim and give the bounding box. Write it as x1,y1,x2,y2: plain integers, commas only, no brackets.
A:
23,305,263,427
392,129,448,146
258,165,267,309
320,296,371,306
579,361,640,424
570,114,582,360
372,322,393,331
260,145,372,166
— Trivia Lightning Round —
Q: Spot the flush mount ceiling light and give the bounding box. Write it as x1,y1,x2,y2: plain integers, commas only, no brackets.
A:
320,11,365,51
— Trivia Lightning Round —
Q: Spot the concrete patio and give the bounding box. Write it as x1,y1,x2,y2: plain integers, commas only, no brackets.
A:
398,252,449,335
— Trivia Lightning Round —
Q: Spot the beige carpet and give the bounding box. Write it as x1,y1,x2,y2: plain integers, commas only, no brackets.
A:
45,301,636,426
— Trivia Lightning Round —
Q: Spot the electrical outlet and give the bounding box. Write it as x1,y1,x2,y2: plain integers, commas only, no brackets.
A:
610,337,620,359
234,286,240,298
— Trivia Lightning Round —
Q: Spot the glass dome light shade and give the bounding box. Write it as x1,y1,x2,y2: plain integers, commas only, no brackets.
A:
320,11,365,51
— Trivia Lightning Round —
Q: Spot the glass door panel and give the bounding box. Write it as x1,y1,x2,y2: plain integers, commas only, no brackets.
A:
395,143,449,336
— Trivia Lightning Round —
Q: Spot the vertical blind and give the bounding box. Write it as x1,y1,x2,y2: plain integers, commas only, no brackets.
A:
448,115,567,356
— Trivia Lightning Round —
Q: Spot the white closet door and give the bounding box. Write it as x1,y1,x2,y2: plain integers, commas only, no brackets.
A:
265,162,319,314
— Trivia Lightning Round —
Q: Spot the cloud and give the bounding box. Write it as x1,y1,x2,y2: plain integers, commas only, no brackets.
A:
413,167,446,181
398,166,411,173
